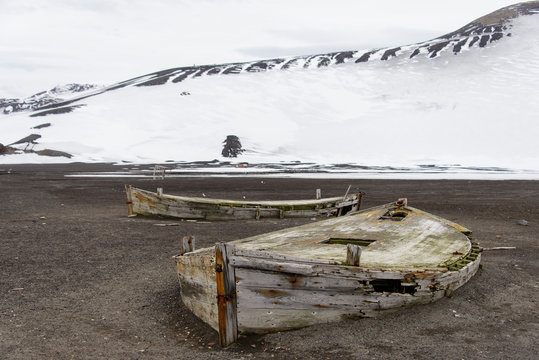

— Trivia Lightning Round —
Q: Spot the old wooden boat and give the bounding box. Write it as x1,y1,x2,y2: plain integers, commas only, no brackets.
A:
173,199,481,346
125,185,360,220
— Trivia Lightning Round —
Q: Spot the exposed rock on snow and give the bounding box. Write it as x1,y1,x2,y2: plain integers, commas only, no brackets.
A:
0,84,98,115
0,2,538,176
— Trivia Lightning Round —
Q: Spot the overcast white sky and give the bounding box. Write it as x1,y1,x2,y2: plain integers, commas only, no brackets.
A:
0,0,519,98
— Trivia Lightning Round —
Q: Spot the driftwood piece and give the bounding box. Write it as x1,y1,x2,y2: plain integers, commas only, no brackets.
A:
482,247,516,251
215,243,238,347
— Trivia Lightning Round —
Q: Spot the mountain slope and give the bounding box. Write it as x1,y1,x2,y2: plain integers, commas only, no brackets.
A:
1,2,538,173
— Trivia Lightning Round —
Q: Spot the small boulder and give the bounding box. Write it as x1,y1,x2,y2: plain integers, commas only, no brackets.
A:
516,219,528,226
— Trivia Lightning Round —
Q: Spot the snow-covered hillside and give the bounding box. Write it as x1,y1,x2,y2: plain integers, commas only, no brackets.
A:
1,2,538,178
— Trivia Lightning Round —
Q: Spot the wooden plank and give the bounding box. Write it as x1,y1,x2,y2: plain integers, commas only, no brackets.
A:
231,256,316,276
231,255,427,280
237,285,423,311
233,248,340,265
176,254,219,331
355,192,363,211
215,243,238,347
343,184,352,200
236,291,437,333
235,267,369,291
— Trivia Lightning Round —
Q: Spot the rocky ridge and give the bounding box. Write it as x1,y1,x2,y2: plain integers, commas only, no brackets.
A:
2,2,537,118
0,84,99,115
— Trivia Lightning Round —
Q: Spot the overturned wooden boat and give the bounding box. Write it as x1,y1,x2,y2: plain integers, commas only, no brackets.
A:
125,185,360,220
173,199,481,346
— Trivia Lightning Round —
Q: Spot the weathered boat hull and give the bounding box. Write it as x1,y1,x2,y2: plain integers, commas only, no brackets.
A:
125,185,359,220
175,245,481,335
173,201,482,345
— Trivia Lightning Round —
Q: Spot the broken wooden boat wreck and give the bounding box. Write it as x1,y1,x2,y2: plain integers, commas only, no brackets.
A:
125,185,360,220
173,199,481,346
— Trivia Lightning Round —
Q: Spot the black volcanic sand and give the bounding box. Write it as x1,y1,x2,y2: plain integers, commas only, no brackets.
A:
1,164,537,359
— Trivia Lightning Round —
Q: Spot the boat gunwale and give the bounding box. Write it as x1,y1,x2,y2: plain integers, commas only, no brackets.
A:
127,185,356,207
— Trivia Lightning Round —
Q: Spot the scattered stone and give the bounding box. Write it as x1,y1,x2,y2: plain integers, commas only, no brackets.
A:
496,234,502,239
516,219,528,226
34,149,73,158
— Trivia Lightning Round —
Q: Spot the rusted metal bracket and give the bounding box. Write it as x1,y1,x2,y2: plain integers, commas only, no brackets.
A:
215,243,238,347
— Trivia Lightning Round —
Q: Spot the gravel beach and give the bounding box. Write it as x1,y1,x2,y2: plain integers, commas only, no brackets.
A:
1,164,537,359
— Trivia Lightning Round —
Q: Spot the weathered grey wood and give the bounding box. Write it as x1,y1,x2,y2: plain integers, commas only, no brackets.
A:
181,237,188,255
234,267,368,291
346,244,361,266
355,192,363,211
343,184,352,200
231,255,439,281
173,199,481,342
180,236,195,255
126,186,358,220
233,248,340,265
124,185,135,217
237,307,364,333
181,236,195,255
237,285,411,311
236,288,443,333
215,243,238,347
316,189,321,199
157,187,163,196
231,256,316,275
175,253,218,331
482,246,516,251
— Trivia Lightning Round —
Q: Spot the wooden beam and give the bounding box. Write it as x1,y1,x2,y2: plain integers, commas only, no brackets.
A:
355,192,363,211
124,185,136,217
215,243,238,347
346,244,361,266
